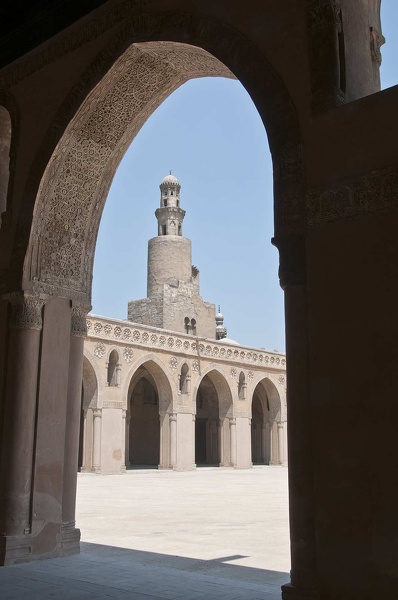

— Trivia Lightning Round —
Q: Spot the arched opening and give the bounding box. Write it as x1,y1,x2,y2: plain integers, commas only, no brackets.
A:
125,359,173,469
195,375,220,465
13,18,301,566
129,372,160,467
194,369,233,467
0,105,11,224
251,378,282,465
107,350,119,387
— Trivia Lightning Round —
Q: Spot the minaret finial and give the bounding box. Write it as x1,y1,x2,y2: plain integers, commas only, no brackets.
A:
218,305,221,313
169,169,172,175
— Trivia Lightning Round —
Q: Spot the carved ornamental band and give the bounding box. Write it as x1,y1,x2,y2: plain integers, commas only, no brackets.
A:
5,292,46,330
307,166,398,227
71,305,90,337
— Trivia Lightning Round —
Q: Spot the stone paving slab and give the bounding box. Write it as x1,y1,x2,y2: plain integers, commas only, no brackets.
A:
0,466,290,599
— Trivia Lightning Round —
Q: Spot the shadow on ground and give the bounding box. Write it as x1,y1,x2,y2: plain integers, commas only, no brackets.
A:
0,542,289,599
81,541,289,586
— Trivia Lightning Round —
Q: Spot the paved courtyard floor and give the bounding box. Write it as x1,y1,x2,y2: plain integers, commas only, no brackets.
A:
0,466,290,599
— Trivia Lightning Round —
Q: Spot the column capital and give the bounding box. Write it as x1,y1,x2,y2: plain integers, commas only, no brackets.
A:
229,417,236,426
71,303,91,337
271,234,306,289
93,408,102,418
122,409,127,419
4,291,47,330
169,413,177,422
278,421,284,429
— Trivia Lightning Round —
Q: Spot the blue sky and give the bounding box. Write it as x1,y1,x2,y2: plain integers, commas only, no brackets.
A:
92,4,396,352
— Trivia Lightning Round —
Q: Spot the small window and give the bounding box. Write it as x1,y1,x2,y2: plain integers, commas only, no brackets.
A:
162,225,166,235
179,364,189,394
191,318,197,335
164,199,168,207
184,316,190,334
171,191,173,195
107,350,119,386
238,372,246,400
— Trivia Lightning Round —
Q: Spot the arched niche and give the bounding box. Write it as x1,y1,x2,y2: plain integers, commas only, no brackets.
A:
179,363,189,394
107,349,119,387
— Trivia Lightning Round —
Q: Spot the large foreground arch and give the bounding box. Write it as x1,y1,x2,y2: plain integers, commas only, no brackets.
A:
2,2,396,598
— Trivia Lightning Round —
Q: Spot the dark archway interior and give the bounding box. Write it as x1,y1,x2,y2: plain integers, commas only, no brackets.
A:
195,375,220,466
129,372,160,467
251,393,264,464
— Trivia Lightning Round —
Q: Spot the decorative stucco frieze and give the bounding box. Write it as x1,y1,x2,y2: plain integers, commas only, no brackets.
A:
307,166,398,226
86,316,286,370
123,347,134,362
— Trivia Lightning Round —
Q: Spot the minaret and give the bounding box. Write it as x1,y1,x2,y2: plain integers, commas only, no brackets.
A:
128,173,216,338
156,172,185,236
215,306,227,340
147,173,192,299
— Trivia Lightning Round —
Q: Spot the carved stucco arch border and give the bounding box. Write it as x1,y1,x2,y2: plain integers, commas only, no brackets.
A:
192,363,234,419
121,352,174,413
2,6,304,297
249,374,283,422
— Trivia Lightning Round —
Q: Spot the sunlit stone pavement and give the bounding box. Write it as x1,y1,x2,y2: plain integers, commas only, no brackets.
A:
1,466,290,599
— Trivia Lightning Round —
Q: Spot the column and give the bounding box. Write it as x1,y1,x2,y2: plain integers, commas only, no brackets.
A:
273,234,319,598
192,414,196,469
278,421,284,465
218,418,224,466
125,412,131,470
205,419,210,464
0,292,46,562
186,375,191,394
81,411,88,471
92,409,102,473
62,304,88,553
229,418,237,467
283,421,288,466
116,363,121,386
261,424,266,464
269,421,275,464
121,410,127,473
265,422,271,464
169,413,177,469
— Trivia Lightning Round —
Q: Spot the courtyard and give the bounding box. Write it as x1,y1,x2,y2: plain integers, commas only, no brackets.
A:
0,466,289,599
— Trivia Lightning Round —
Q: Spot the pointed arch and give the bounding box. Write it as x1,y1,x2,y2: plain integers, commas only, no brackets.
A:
11,10,302,298
122,353,174,413
250,376,283,465
192,364,234,419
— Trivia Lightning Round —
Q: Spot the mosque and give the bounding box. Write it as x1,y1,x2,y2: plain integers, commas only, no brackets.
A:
81,174,287,473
